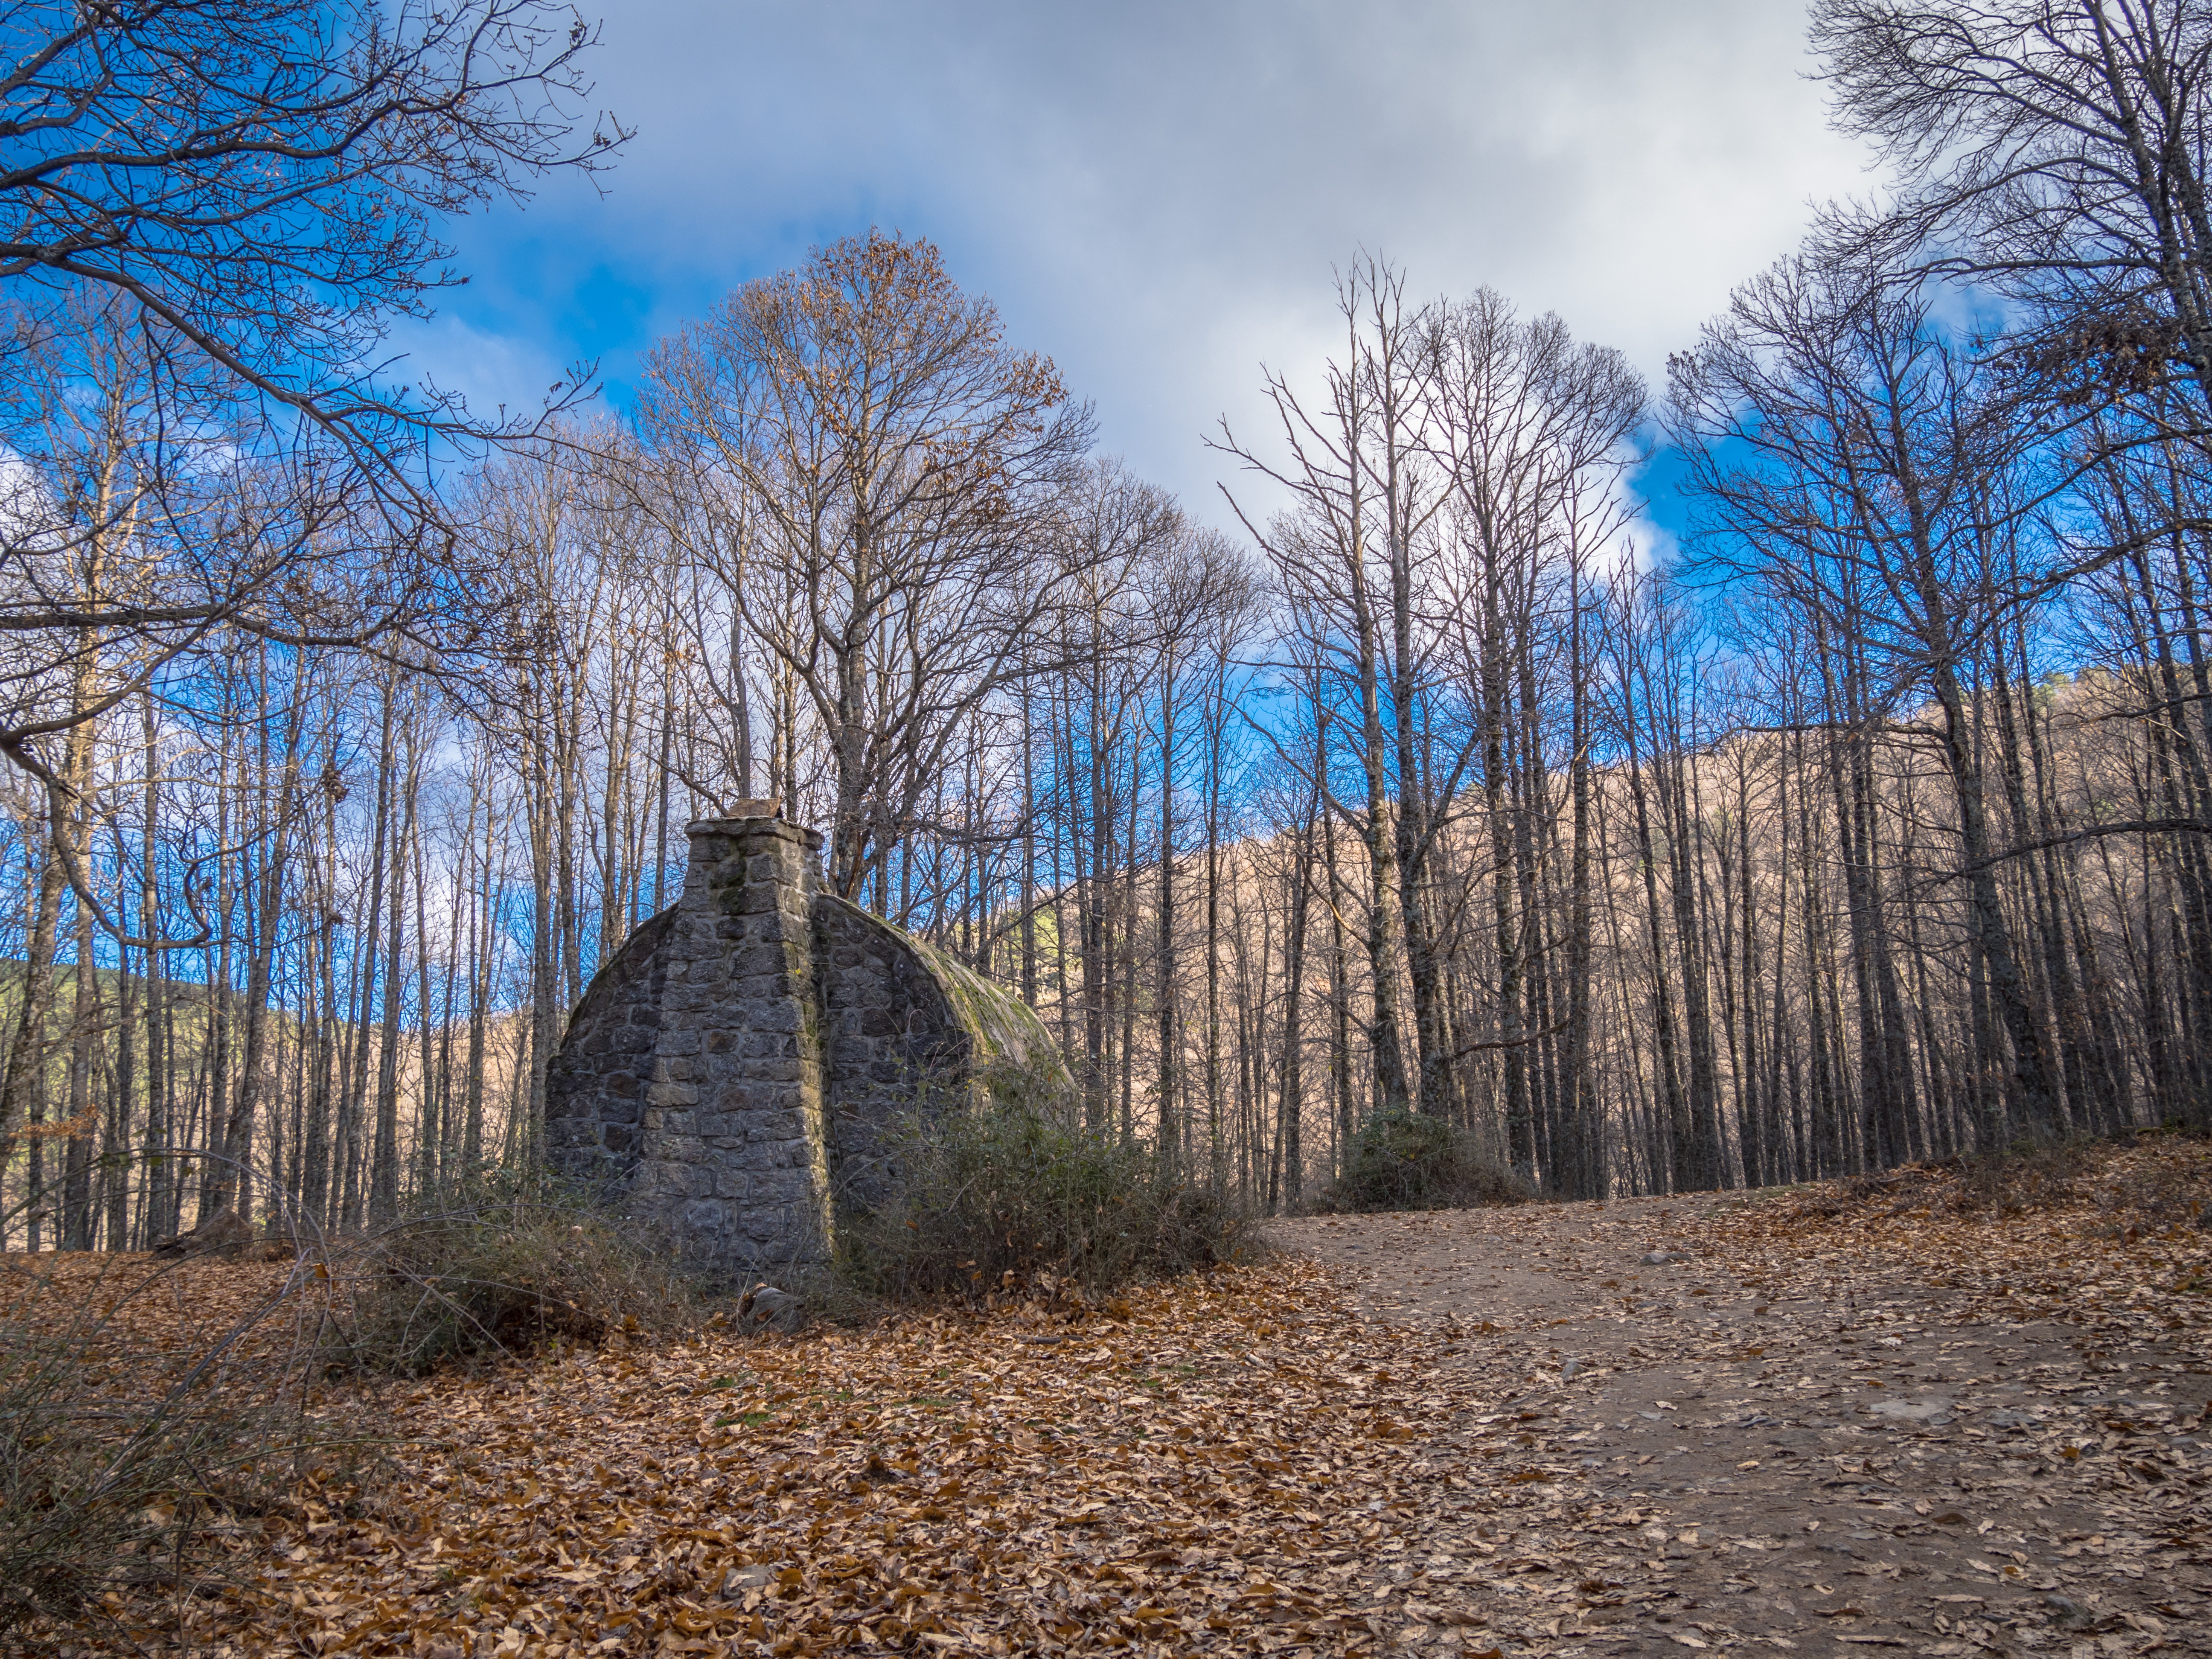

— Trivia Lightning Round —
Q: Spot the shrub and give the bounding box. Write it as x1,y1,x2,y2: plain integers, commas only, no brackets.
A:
1,1248,325,1638
1315,1110,1532,1214
837,1104,1257,1302
323,1187,702,1375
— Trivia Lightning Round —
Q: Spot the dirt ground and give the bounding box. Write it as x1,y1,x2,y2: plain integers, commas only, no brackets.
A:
23,1147,2212,1658
1273,1150,2212,1658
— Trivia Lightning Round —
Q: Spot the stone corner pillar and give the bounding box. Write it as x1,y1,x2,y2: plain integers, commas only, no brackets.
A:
635,806,835,1277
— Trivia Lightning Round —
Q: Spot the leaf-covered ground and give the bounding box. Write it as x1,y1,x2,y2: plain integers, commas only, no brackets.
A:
1286,1136,2212,1656
35,1138,2212,1658
81,1260,1515,1657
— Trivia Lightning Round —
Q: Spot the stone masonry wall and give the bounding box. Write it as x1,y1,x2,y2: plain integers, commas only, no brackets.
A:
547,815,834,1274
542,908,677,1190
633,816,835,1270
546,811,1068,1278
817,894,969,1215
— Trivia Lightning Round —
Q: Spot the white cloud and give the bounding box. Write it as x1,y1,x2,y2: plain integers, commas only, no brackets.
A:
378,314,575,434
436,0,1876,524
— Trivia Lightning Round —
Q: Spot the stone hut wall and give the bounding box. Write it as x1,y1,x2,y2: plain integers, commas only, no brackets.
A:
543,908,676,1191
545,814,1068,1278
817,894,969,1215
632,817,834,1271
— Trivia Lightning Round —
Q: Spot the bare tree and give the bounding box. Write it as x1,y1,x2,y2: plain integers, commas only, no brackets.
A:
636,231,1093,902
1214,260,1439,1119
1813,0,2212,418
0,0,621,461
1671,247,2066,1138
0,1,623,795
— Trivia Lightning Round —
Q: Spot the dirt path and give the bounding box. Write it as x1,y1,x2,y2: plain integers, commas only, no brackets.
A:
1275,1161,2212,1658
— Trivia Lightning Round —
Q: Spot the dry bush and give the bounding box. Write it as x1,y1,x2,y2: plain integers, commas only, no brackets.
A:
1791,1143,2104,1220
320,1192,706,1376
1312,1111,1533,1214
1941,1139,2116,1214
836,1105,1260,1304
0,1247,334,1639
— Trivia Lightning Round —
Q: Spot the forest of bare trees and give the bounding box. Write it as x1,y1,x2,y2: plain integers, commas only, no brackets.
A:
5,0,2212,1251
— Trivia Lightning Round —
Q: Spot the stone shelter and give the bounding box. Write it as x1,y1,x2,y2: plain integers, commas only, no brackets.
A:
544,807,1065,1277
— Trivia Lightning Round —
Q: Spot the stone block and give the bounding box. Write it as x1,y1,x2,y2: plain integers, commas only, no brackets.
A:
735,1057,804,1086
730,993,799,1032
705,1080,761,1116
733,942,795,978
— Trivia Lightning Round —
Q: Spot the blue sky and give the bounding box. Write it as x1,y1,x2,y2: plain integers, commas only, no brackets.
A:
398,0,1875,547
